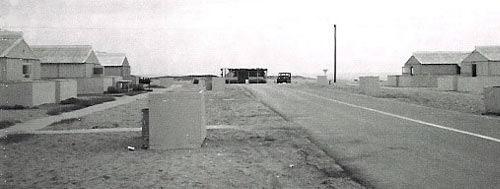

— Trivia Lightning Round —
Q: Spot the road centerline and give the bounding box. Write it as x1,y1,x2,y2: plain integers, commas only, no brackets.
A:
292,89,500,144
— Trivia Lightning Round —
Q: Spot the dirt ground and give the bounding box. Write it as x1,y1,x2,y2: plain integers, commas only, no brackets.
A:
2,85,363,188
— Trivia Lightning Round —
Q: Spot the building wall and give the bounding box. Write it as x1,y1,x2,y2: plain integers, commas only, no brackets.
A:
399,75,438,87
359,76,380,95
41,63,97,79
104,66,122,76
385,75,400,87
0,58,41,81
457,76,500,94
0,81,56,107
53,79,77,102
461,61,500,77
31,80,56,106
437,76,458,91
403,64,459,76
76,77,106,94
484,86,500,114
0,81,33,106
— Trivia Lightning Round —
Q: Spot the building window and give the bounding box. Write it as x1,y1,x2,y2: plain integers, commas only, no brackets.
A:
410,66,414,76
93,67,103,75
22,65,31,78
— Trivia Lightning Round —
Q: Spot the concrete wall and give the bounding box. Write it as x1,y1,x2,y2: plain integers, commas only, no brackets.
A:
149,90,206,150
160,78,174,88
0,80,55,107
53,79,77,103
104,66,131,78
212,77,226,91
404,57,460,76
385,75,400,87
457,76,500,94
317,76,328,85
399,75,438,88
484,86,500,114
31,80,56,106
76,77,107,94
437,76,458,91
359,76,380,95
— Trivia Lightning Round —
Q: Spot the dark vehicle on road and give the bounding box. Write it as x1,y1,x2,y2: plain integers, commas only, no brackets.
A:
277,72,291,83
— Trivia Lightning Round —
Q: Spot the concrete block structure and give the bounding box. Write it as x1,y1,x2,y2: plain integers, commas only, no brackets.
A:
359,76,380,95
0,80,55,107
53,79,77,103
148,90,206,150
385,75,401,87
317,76,328,85
484,86,500,114
461,46,500,77
457,76,500,94
437,76,458,91
76,77,113,94
398,75,438,88
212,77,226,91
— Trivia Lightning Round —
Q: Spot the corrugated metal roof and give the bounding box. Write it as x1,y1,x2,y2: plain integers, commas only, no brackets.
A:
31,45,95,64
475,46,500,61
95,51,127,66
413,51,470,65
0,38,21,57
0,30,24,39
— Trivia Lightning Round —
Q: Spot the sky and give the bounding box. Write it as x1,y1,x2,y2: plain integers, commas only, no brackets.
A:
1,0,500,79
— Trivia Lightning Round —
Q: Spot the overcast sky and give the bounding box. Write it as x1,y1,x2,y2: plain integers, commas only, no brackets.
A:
1,0,500,78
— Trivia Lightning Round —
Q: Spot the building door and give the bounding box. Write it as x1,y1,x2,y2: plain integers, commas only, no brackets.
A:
472,64,477,77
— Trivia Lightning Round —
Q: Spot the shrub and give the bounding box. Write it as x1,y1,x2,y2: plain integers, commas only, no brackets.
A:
0,120,17,129
107,86,122,94
0,105,28,110
131,84,145,91
49,96,116,115
49,118,81,126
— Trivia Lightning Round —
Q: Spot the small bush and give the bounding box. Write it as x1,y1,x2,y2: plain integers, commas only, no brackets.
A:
0,105,28,110
107,86,122,94
49,96,115,115
0,120,17,129
49,118,81,126
131,84,145,91
149,84,166,88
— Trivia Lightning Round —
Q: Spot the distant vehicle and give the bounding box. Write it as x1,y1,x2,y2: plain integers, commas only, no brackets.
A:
277,72,291,83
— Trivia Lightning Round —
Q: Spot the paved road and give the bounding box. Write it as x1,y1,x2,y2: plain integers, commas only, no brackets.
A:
244,84,500,188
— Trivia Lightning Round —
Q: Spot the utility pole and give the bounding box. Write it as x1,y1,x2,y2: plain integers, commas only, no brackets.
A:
334,24,337,83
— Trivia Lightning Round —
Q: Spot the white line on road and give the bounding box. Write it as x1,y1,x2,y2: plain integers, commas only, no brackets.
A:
294,89,500,144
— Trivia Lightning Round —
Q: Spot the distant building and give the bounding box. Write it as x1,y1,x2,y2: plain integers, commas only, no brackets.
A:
402,51,470,76
95,51,131,78
0,31,41,82
31,45,103,79
221,68,268,84
461,46,500,77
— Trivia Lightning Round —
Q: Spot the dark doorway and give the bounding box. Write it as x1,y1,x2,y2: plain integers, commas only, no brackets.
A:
472,64,477,77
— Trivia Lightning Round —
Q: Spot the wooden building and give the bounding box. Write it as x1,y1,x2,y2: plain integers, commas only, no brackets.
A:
461,46,500,77
95,51,131,78
0,31,41,82
402,51,470,76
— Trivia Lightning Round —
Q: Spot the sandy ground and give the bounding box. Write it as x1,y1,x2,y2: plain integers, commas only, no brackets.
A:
3,85,363,188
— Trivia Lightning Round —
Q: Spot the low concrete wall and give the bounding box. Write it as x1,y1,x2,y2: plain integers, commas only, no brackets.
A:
484,86,500,114
160,78,174,88
399,75,438,88
457,76,500,94
317,76,328,86
0,80,56,107
359,76,380,95
149,90,206,150
385,75,400,87
212,77,226,91
437,76,458,91
53,79,77,103
76,77,107,94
